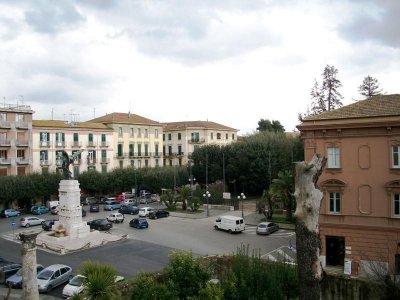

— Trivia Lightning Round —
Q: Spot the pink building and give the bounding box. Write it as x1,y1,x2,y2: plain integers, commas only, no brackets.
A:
298,94,400,276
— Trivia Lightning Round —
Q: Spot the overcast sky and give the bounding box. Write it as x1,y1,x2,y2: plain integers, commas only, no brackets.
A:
1,0,399,134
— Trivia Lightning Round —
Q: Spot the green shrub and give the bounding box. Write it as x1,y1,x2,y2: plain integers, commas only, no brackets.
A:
130,273,176,300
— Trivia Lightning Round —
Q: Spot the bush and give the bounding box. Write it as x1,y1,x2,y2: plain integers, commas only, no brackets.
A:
130,273,176,300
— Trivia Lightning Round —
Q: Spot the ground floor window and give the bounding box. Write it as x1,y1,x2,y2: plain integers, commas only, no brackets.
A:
326,236,345,266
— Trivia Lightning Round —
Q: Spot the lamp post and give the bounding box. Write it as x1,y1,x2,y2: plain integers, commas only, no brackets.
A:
203,191,211,217
238,192,246,218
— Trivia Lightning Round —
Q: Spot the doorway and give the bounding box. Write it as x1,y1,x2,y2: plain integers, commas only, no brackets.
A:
326,236,345,266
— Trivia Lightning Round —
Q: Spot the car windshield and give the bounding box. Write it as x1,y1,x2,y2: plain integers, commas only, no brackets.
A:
37,270,53,280
69,276,85,286
258,224,267,228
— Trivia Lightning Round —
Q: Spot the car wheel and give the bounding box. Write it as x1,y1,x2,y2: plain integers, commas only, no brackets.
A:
46,285,53,293
214,225,219,230
228,229,232,234
25,223,30,228
154,216,158,220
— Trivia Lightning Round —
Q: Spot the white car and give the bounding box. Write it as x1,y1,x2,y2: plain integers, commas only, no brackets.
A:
20,217,45,228
139,207,153,217
106,213,124,223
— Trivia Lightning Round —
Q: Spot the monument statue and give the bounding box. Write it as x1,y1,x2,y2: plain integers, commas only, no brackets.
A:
59,150,84,179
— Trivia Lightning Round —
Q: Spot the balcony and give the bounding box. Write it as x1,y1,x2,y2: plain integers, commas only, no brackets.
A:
100,141,109,148
188,138,205,144
0,157,11,165
15,121,29,129
87,141,97,148
154,152,161,158
55,141,66,148
100,158,110,164
143,152,151,158
72,141,82,148
40,160,51,166
16,157,30,164
15,140,29,147
87,158,96,165
73,159,82,165
0,121,11,128
40,141,51,148
0,139,11,147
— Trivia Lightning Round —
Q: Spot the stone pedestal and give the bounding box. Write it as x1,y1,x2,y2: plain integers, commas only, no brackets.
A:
20,231,40,300
52,180,90,239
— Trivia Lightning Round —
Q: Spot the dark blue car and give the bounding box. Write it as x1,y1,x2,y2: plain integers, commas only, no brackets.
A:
129,218,148,229
119,205,139,215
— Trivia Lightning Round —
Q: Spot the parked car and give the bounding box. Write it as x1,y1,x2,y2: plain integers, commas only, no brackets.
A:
0,262,22,284
50,206,59,215
20,217,45,228
104,200,122,211
138,207,153,217
119,205,139,215
6,264,44,288
62,274,125,298
41,220,56,231
30,205,39,213
106,213,124,223
129,218,149,229
37,264,73,293
122,199,137,206
32,206,49,215
89,204,100,212
148,210,170,219
0,209,21,218
87,219,113,231
82,196,98,205
256,222,279,235
139,194,152,204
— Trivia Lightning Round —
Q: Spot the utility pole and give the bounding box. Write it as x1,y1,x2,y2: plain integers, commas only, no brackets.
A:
222,152,225,192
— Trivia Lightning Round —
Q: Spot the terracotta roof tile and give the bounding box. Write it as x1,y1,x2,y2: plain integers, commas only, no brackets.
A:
88,112,160,126
163,121,237,131
303,94,400,121
33,120,111,130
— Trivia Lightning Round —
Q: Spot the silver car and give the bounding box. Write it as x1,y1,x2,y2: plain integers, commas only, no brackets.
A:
256,222,279,235
37,264,73,293
20,217,45,228
6,264,44,289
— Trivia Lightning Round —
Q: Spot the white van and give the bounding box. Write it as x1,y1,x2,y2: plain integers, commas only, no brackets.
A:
214,215,245,233
139,207,153,217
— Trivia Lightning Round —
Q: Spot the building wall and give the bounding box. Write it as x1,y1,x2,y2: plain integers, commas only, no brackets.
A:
302,123,400,275
32,124,114,174
0,104,33,176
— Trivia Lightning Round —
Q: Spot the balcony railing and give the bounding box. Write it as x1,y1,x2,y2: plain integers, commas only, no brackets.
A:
0,121,11,128
100,141,109,148
188,138,205,144
15,121,29,129
0,157,11,164
87,158,97,165
40,141,51,147
40,160,51,166
87,141,97,148
100,158,110,164
73,159,82,165
16,157,30,164
72,141,82,148
55,141,66,148
0,139,11,147
15,140,29,147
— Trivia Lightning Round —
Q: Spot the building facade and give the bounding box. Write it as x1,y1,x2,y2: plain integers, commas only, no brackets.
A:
298,94,400,276
163,121,238,166
89,113,163,168
32,120,114,176
0,103,34,176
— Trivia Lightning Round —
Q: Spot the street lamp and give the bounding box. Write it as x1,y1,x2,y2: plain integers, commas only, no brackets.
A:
203,191,211,217
238,192,246,218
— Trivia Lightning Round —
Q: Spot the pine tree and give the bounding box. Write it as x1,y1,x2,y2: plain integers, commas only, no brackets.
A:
321,64,343,111
310,79,326,115
359,75,382,98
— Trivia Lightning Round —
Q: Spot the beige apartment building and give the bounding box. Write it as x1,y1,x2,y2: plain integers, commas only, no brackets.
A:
163,121,238,166
32,120,114,176
298,94,400,276
0,103,34,176
89,112,163,168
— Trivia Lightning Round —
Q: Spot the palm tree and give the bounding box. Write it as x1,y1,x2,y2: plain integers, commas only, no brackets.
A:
178,185,191,211
80,261,118,300
269,170,295,221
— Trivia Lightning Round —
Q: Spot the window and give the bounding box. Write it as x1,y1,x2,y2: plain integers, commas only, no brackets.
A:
178,145,182,155
129,144,134,157
138,160,142,168
40,132,50,143
163,146,166,156
155,144,159,156
178,133,181,140
0,113,6,121
329,192,341,213
130,128,134,137
17,150,25,159
168,133,172,141
232,133,235,140
72,150,81,161
40,150,48,162
88,133,93,142
163,134,165,141
101,150,107,162
0,150,7,159
101,134,106,144
394,193,400,217
145,159,149,167
145,144,149,156
155,129,159,138
144,129,148,138
392,145,400,168
118,144,123,157
138,144,142,156
16,114,24,122
73,132,78,142
191,132,199,142
118,127,123,138
137,128,141,137
211,133,213,140
226,133,228,140
55,132,65,146
327,146,340,168
168,146,172,155
217,133,221,140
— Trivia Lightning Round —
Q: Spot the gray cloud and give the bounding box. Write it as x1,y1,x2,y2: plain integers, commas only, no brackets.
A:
24,0,85,34
338,0,400,47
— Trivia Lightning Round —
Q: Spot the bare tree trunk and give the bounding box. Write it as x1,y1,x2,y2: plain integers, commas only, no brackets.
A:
294,154,326,300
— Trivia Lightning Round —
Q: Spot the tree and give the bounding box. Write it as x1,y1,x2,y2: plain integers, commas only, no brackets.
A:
269,170,295,221
257,119,285,133
310,79,326,115
359,75,382,98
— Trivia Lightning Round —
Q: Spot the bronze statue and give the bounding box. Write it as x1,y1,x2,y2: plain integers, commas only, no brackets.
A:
59,150,84,179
